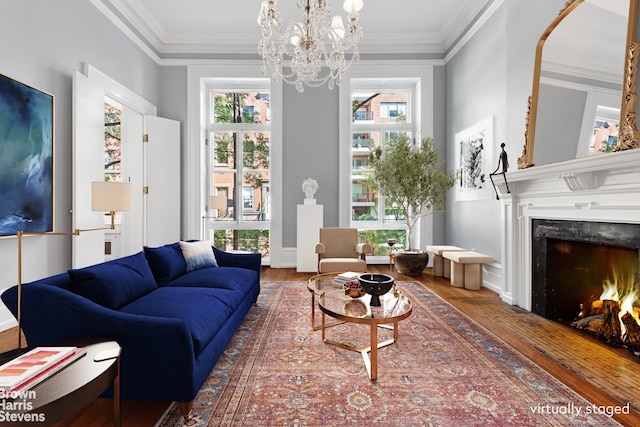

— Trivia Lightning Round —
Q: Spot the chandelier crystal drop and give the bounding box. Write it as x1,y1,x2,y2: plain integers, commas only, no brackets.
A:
258,0,364,92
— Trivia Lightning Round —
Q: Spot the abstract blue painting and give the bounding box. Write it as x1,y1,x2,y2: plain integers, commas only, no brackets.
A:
0,73,54,236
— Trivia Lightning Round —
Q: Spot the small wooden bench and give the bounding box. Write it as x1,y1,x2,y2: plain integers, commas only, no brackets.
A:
426,245,466,278
442,251,494,290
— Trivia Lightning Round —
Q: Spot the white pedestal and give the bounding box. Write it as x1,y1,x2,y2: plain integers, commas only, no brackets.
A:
297,204,323,272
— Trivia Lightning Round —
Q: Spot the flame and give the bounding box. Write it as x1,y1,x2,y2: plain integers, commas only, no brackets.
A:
599,265,640,334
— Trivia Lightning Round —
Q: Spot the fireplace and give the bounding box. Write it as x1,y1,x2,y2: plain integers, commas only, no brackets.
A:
531,219,640,323
495,148,640,345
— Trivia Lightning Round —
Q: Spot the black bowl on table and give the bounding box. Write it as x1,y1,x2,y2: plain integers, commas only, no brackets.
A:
358,273,394,306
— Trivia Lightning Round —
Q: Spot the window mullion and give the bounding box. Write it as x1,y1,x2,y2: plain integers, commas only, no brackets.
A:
235,128,243,226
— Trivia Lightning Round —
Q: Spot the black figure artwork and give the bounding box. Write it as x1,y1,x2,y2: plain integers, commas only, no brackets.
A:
489,142,511,200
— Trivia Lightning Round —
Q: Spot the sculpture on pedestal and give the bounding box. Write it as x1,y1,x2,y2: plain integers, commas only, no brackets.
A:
302,178,319,205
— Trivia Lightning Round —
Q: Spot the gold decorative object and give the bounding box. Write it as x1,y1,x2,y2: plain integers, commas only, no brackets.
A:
520,0,639,168
518,96,534,169
343,279,364,298
616,41,640,151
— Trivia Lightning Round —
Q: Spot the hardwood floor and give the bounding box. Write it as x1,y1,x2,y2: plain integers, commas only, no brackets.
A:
1,266,638,426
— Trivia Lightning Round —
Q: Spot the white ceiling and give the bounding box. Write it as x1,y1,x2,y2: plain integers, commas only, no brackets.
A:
99,0,493,55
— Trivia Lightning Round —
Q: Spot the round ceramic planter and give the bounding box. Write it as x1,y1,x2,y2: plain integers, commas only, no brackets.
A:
394,251,429,276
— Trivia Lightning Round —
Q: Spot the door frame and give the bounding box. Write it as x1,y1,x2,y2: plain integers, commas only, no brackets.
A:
84,65,157,256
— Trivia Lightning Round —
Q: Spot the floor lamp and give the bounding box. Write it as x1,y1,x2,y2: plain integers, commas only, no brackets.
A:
15,181,133,350
201,195,228,241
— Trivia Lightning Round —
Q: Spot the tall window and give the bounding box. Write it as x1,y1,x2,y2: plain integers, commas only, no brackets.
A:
350,86,416,258
104,102,122,183
103,101,123,228
204,86,271,258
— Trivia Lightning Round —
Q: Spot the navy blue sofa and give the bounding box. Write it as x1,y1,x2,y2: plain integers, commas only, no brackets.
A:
1,242,261,416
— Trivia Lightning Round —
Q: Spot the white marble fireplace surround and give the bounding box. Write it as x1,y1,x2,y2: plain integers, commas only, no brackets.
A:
498,148,640,311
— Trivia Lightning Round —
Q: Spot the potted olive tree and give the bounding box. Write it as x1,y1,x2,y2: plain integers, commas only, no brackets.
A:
367,134,456,275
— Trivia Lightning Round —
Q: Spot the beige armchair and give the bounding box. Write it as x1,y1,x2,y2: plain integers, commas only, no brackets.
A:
314,228,372,274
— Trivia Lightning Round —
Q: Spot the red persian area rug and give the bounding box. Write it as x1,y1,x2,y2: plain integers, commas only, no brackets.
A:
156,281,623,426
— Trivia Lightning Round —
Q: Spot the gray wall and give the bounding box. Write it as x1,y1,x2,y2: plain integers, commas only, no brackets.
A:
534,84,586,165
282,84,340,247
444,0,567,263
444,2,508,260
432,65,448,245
0,0,159,304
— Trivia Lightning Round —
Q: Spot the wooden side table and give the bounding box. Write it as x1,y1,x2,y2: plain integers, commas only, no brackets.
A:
0,339,121,427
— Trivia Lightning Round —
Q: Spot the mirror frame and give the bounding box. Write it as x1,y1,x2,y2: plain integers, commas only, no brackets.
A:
518,0,640,169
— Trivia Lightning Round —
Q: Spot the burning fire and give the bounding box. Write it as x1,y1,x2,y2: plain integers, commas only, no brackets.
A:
598,266,640,334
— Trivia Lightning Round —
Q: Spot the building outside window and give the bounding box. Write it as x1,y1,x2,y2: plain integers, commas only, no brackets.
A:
350,86,416,259
205,86,271,258
380,102,407,120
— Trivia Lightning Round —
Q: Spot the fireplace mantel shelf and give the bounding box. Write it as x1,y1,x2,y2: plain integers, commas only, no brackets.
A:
494,149,640,198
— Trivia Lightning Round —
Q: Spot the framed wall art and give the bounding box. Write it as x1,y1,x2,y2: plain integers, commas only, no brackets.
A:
0,73,54,237
455,116,494,201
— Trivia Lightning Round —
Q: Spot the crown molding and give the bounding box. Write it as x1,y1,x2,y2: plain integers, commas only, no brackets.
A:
107,0,166,49
444,0,504,62
440,0,494,49
542,59,623,87
89,0,162,62
93,0,500,64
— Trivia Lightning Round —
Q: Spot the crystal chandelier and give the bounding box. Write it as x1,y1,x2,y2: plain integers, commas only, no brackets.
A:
258,0,364,92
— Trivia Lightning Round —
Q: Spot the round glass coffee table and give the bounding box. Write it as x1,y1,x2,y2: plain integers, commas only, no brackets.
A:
307,273,346,331
318,283,412,381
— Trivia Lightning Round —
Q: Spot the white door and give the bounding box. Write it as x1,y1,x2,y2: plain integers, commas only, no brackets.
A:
72,72,107,268
145,116,181,246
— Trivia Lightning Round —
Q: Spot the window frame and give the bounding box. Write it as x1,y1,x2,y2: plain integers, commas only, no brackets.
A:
349,85,417,257
205,83,272,257
187,63,283,266
380,101,408,119
339,62,435,263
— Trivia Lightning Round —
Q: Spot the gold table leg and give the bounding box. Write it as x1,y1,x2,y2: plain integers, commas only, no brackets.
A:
311,292,343,331
369,322,377,380
322,321,398,381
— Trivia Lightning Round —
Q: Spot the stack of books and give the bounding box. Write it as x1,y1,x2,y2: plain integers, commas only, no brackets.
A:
0,346,87,394
332,271,361,286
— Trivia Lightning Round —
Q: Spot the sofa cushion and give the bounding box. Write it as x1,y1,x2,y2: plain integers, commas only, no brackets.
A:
144,242,186,287
179,241,218,272
167,266,258,294
164,267,258,311
68,252,157,309
119,287,234,355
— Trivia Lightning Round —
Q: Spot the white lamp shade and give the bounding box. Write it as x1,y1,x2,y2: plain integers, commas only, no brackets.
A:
331,16,345,38
343,0,363,13
91,181,133,212
210,195,227,210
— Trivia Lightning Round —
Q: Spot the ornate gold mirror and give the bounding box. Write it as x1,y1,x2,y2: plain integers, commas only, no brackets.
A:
519,0,639,169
